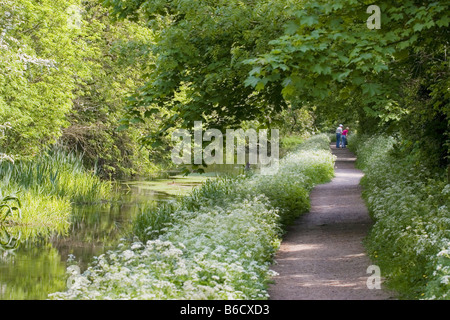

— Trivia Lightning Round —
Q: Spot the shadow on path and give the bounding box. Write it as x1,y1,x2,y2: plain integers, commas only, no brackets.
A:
268,145,395,300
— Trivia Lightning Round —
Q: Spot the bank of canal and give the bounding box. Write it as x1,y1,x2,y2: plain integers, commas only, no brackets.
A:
0,175,213,300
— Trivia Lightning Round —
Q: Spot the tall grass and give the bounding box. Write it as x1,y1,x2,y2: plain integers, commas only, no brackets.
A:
0,148,112,204
0,148,113,241
1,192,71,240
280,134,304,154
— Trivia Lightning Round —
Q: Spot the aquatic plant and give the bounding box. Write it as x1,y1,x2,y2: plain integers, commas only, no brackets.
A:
0,191,21,223
0,226,21,251
0,148,112,203
0,147,111,245
0,191,22,251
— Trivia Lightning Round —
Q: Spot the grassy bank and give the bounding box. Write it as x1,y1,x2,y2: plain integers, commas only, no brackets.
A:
0,149,113,238
348,134,450,300
0,149,112,203
49,134,335,300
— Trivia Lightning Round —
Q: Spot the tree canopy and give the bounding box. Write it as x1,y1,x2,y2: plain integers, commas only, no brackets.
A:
0,0,83,156
110,0,297,136
1,0,448,172
111,0,449,169
0,0,160,177
245,0,449,167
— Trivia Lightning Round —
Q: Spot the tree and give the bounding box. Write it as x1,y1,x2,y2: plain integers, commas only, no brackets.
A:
102,0,449,169
59,0,159,178
0,0,164,177
0,0,86,157
244,0,449,168
106,0,297,145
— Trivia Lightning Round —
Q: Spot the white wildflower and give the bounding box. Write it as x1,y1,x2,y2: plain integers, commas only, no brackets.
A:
122,250,135,260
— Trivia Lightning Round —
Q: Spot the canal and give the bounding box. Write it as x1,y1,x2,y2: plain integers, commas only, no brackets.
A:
0,175,213,300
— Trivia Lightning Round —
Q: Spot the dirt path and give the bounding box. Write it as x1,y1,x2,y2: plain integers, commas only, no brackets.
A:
268,145,395,300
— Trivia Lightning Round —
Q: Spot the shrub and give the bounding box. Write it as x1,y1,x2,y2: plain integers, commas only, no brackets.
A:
280,134,304,153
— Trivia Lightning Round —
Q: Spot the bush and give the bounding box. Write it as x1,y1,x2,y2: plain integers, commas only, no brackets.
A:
49,134,335,300
280,134,304,153
350,134,450,300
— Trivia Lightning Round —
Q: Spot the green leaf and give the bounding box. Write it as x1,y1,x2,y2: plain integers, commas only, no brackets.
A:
300,15,319,27
413,23,424,32
285,21,299,35
436,16,450,27
116,124,129,132
130,117,145,124
352,76,365,86
144,108,159,117
244,75,261,88
361,83,382,96
312,64,331,75
255,82,265,91
281,84,295,97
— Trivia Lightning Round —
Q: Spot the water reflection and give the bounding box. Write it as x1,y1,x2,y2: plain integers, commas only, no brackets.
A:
0,177,204,300
0,242,67,300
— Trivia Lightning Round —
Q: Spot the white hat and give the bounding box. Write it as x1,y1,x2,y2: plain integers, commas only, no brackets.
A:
339,124,343,127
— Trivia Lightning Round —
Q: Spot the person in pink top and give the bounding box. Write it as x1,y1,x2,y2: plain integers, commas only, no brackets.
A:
340,127,349,148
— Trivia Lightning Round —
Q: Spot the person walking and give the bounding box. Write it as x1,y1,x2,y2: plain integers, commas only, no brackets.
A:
341,127,349,148
336,124,343,148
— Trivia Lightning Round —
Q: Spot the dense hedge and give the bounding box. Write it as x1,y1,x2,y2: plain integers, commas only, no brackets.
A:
50,134,335,300
349,134,450,300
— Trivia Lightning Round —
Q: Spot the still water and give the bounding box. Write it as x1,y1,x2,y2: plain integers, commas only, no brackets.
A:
0,176,211,300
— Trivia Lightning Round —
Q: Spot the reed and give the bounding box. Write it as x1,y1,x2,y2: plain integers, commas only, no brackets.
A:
0,148,112,204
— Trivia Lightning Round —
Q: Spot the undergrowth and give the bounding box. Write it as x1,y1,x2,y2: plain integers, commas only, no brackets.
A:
348,134,450,300
49,134,335,300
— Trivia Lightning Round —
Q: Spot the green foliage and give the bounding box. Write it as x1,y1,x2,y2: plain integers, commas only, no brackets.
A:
0,226,22,251
0,147,109,246
280,135,304,152
59,0,161,179
0,123,14,163
350,134,450,299
0,125,72,244
244,0,449,168
0,0,447,299
250,135,335,226
49,134,335,300
0,148,112,204
0,0,162,178
0,0,86,156
134,133,334,239
106,0,294,142
108,0,448,171
0,192,21,223
132,201,178,240
1,191,71,244
0,184,72,250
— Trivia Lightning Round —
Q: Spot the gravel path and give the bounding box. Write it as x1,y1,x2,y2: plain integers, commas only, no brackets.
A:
268,145,395,300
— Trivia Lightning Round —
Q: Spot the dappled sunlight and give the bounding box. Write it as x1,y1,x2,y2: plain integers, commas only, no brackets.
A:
268,146,393,300
277,243,324,256
1,0,446,304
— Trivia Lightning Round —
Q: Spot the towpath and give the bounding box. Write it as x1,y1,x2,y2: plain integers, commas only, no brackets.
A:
268,145,395,300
